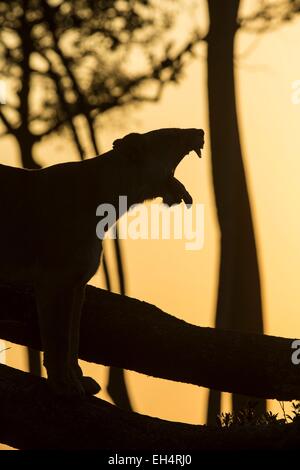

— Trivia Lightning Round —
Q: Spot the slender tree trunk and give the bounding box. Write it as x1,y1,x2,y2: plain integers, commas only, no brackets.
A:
107,228,132,410
206,0,265,423
15,133,41,376
2,363,300,451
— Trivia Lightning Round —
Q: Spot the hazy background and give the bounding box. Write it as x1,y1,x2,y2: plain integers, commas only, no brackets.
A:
1,0,300,426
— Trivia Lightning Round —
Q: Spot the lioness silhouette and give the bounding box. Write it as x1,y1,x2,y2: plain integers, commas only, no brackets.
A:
0,128,204,396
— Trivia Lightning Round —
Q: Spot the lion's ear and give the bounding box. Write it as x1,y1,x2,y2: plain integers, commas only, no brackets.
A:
113,133,144,162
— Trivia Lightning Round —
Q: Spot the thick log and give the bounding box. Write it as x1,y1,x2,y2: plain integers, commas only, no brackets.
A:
0,283,299,400
0,363,300,450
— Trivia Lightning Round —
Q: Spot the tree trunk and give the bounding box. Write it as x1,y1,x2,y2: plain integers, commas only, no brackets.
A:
16,2,41,376
15,133,40,169
16,2,39,170
2,364,299,451
16,137,41,372
0,283,299,402
206,0,265,422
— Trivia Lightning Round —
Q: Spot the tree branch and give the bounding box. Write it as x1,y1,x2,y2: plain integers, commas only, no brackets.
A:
0,283,299,401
